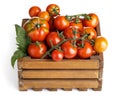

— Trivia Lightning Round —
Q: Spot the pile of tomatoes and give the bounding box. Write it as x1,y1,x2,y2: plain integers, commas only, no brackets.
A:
23,4,108,61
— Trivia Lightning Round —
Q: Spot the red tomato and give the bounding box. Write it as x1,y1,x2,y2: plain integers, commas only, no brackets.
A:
63,26,80,39
29,6,41,17
94,36,108,53
77,41,93,58
83,27,97,40
28,42,47,58
46,4,60,16
38,11,50,21
83,13,99,28
23,17,50,42
28,27,49,42
46,32,61,47
54,16,70,30
51,50,63,61
61,41,77,59
70,19,83,32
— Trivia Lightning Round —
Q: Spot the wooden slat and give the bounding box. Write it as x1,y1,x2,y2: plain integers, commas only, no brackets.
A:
18,58,99,69
96,21,101,36
20,70,99,79
19,79,99,91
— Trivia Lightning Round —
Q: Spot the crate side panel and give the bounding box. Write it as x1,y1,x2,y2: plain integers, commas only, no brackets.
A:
18,58,99,69
19,79,99,91
20,69,99,79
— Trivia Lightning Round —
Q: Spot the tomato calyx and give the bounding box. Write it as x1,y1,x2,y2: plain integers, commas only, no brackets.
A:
35,41,45,51
35,41,40,46
35,23,41,29
52,7,59,16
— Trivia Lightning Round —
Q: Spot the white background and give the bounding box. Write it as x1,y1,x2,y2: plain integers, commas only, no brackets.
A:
0,0,120,98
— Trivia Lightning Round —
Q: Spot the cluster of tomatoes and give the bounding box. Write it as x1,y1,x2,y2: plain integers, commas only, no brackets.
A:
23,4,108,61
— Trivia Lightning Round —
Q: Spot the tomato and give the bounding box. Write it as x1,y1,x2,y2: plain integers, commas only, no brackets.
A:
46,4,60,16
38,11,50,21
23,17,50,42
63,26,80,39
29,6,41,17
51,49,63,61
46,32,61,47
83,27,97,40
28,42,47,58
61,41,77,59
70,18,83,32
23,17,49,32
54,16,70,30
83,13,99,28
77,41,93,58
94,36,108,53
28,27,49,42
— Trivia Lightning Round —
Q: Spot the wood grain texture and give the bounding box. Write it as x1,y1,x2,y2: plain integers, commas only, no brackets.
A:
19,79,99,91
20,69,99,79
18,58,99,69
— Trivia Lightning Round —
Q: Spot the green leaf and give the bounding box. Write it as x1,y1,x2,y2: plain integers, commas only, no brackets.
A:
15,24,31,53
11,50,26,68
11,24,31,68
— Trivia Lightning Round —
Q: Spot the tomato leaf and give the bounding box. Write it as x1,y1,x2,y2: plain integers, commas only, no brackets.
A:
11,50,26,68
11,24,31,68
15,24,31,53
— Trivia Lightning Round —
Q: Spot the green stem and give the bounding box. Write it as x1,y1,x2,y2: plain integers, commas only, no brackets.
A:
41,38,70,59
81,33,89,48
66,13,91,20
41,33,89,59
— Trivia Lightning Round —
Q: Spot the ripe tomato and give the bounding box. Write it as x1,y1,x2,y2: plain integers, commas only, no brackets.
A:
23,17,49,32
83,13,99,28
28,42,47,58
51,49,63,61
23,17,50,42
77,41,93,58
29,6,41,17
38,11,50,21
54,16,70,30
63,26,80,39
28,27,49,42
70,19,83,32
46,4,60,16
94,36,108,53
83,27,97,40
61,41,77,59
46,32,61,47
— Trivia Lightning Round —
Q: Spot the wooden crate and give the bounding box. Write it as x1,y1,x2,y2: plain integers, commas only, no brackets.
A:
18,20,103,91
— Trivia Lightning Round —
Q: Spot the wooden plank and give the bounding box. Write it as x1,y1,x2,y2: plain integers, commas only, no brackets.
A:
19,79,99,91
20,70,99,79
22,19,29,27
18,58,99,69
96,21,101,36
